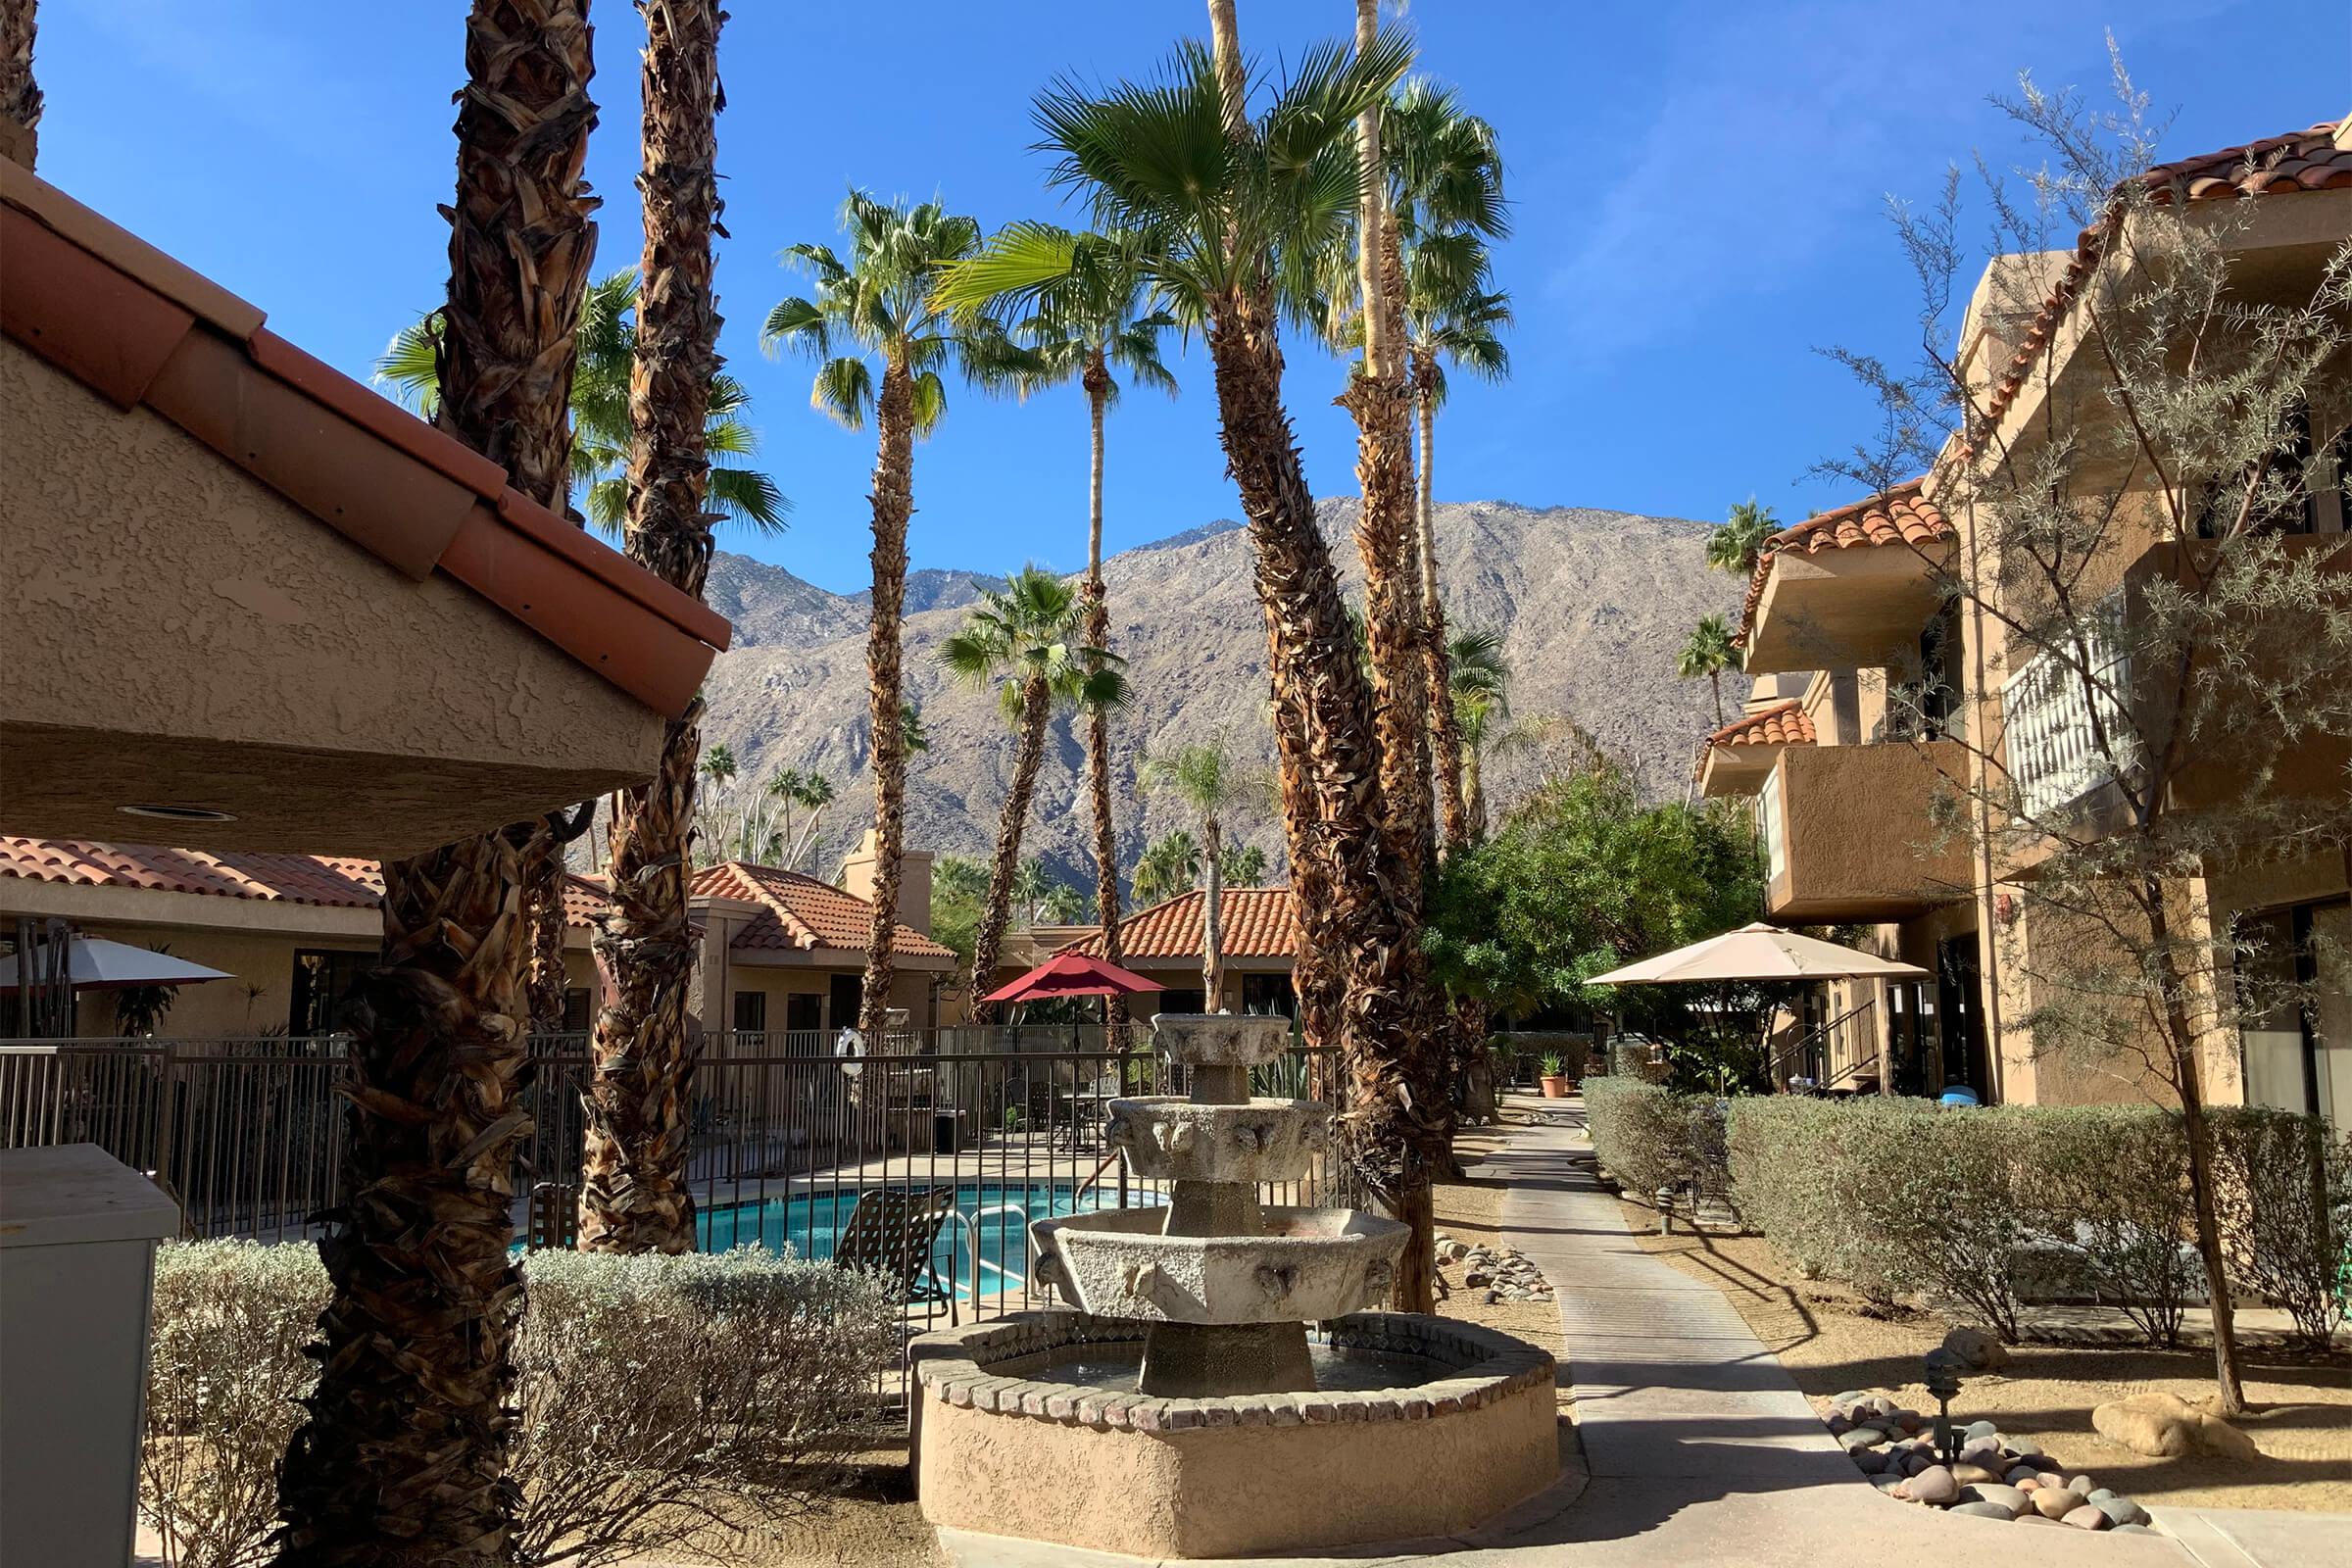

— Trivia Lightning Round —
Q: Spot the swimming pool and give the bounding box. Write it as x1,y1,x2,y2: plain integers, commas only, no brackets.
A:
698,1180,1161,1302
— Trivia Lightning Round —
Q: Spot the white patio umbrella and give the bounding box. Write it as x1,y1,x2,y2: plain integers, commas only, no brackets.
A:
0,937,234,993
1589,922,1927,986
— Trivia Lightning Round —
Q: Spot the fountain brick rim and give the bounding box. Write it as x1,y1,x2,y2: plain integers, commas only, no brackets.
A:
909,1310,1557,1431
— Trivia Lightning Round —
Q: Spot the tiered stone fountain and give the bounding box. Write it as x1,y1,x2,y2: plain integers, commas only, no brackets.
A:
910,1015,1563,1558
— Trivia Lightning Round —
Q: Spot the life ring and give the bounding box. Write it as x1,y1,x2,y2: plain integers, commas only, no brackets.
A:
834,1027,866,1079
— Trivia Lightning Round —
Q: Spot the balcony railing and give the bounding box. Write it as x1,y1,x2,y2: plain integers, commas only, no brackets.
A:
2002,596,2134,820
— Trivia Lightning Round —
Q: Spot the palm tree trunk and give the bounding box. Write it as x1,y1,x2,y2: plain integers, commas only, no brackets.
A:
1464,745,1487,840
1204,0,1446,1313
275,5,595,1557
1081,362,1129,1025
579,0,722,1258
1206,0,1248,140
1417,368,1469,848
858,355,917,1036
969,676,1053,1025
1342,0,1430,916
1200,810,1225,1006
786,803,826,870
1,0,40,170
1709,669,1725,725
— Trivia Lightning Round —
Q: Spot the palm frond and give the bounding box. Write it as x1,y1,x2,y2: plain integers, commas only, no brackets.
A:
811,356,873,429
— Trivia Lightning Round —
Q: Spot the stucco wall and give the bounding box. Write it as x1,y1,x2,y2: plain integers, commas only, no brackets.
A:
1,340,662,856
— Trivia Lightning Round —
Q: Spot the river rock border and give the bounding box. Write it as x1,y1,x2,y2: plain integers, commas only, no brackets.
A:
909,1309,1556,1431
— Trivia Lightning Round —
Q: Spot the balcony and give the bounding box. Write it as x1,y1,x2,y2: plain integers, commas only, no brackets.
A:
1762,741,1974,923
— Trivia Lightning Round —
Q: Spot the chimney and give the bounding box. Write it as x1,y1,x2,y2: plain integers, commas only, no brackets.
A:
841,828,933,937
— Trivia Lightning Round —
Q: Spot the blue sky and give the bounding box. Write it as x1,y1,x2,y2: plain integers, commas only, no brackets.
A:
31,1,2341,594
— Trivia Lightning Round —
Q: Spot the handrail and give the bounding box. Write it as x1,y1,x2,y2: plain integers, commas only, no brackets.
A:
1788,999,1876,1091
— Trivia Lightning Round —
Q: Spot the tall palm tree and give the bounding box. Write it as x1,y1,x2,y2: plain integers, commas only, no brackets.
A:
1030,18,1446,1307
1448,628,1510,837
1708,496,1779,576
275,4,595,1557
1132,829,1201,910
1678,614,1738,726
1140,739,1261,1008
377,270,790,538
940,565,1125,1021
575,0,731,1258
782,771,837,870
765,191,1012,1034
934,222,1177,1020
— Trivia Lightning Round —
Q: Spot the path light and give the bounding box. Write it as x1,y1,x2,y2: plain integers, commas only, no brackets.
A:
1923,1348,1965,1467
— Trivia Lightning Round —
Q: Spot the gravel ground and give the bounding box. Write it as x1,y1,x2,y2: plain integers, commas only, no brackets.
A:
1612,1193,2352,1514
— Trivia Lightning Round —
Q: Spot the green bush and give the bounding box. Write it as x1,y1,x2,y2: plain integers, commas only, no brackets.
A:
142,1242,900,1568
1585,1077,1725,1202
2212,1106,2351,1351
2029,1106,2202,1348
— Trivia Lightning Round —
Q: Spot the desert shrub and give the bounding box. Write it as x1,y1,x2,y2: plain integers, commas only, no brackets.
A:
141,1243,899,1568
1584,1077,1692,1199
2028,1105,2201,1348
2211,1106,2351,1351
142,1240,328,1568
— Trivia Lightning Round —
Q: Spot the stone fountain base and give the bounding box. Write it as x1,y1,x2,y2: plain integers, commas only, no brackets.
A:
910,1311,1561,1559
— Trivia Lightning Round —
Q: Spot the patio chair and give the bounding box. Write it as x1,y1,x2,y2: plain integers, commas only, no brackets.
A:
1024,1080,1078,1152
832,1184,960,1316
526,1182,577,1250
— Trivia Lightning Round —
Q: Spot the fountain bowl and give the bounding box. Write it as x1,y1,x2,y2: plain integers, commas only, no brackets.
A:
1150,1011,1295,1069
1105,1095,1328,1184
911,1311,1562,1558
1033,1204,1405,1324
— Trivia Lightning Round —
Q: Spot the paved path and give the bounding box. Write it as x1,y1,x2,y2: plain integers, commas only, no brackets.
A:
941,1102,2352,1568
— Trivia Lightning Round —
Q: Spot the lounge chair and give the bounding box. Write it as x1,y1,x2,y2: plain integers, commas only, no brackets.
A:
832,1184,961,1319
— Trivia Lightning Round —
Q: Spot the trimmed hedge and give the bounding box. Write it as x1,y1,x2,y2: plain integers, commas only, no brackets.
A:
1723,1095,2348,1349
1585,1076,1720,1201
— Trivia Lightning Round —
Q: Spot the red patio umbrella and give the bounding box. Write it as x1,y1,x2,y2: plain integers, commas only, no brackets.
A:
981,951,1159,1005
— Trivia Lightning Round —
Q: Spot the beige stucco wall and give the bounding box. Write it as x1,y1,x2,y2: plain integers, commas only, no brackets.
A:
917,1380,1557,1558
1,340,662,858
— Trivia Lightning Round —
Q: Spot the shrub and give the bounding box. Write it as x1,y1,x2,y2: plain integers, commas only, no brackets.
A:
142,1243,900,1568
1584,1077,1692,1200
2211,1107,2351,1351
2029,1106,2202,1348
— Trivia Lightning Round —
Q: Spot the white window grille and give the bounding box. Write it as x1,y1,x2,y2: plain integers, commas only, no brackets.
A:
2001,594,2134,820
1759,767,1787,884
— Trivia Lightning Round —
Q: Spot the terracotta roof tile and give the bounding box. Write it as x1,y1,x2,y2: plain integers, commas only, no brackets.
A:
1706,701,1816,750
0,839,610,927
1062,889,1298,964
1733,479,1951,647
1984,122,2351,431
690,861,954,962
0,163,728,716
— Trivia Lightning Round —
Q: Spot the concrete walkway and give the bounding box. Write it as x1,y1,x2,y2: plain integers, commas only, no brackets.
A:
940,1101,2352,1568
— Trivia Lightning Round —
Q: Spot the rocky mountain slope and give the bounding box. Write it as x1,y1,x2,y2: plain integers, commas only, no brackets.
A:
693,499,1740,892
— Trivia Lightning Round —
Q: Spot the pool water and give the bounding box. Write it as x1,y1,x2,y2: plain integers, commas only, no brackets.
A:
698,1180,1161,1301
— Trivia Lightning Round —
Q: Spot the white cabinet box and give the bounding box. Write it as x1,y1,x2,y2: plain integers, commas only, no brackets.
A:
1,1144,180,1568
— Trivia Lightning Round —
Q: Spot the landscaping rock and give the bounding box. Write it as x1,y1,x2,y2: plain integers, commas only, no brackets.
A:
1941,1325,2011,1371
2010,1441,2043,1459
1908,1465,1960,1505
1850,1446,1889,1476
2092,1392,2260,1460
1963,1418,2000,1442
2033,1489,2085,1520
2004,1466,2039,1487
2063,1504,2110,1531
2094,1496,2150,1529
1952,1463,2002,1487
1872,1473,1903,1494
1841,1429,1886,1452
2069,1474,2094,1494
2018,1515,2064,1528
1951,1501,2015,1520
1970,1484,2031,1518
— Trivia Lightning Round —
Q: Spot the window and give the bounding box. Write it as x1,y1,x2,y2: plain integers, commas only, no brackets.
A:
785,992,822,1033
1758,769,1787,885
2236,901,2351,1126
1155,988,1206,1015
2195,404,2349,538
732,991,766,1033
561,988,592,1033
828,973,861,1031
289,949,372,1037
1241,973,1297,1018
1894,597,1966,742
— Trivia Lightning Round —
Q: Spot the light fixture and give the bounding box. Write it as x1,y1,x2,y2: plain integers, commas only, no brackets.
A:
118,804,238,823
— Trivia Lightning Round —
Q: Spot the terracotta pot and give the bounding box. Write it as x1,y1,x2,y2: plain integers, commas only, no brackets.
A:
1540,1074,1570,1099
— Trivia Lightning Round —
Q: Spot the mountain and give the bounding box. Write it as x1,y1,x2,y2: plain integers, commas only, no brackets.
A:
692,499,1740,892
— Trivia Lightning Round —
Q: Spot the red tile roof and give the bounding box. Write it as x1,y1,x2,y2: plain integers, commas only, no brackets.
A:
0,164,727,715
1062,888,1298,965
1983,122,2352,431
1691,701,1817,782
1733,479,1952,648
0,839,610,928
690,861,954,962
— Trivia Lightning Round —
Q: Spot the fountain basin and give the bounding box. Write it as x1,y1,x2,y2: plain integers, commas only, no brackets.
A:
1105,1096,1328,1184
1150,1011,1295,1068
911,1311,1562,1558
1033,1205,1406,1324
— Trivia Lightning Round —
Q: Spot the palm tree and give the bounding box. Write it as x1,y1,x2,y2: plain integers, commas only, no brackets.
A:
765,191,1014,1035
1140,739,1262,1015
1132,830,1202,909
376,270,790,538
1448,628,1510,837
1707,497,1779,576
1030,18,1445,1307
1678,614,1738,726
934,222,1176,1019
275,3,594,1556
782,772,837,870
1037,880,1088,925
1220,840,1269,885
940,565,1125,1021
1009,856,1052,926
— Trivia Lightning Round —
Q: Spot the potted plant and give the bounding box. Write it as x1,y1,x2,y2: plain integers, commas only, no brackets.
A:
1539,1053,1571,1099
